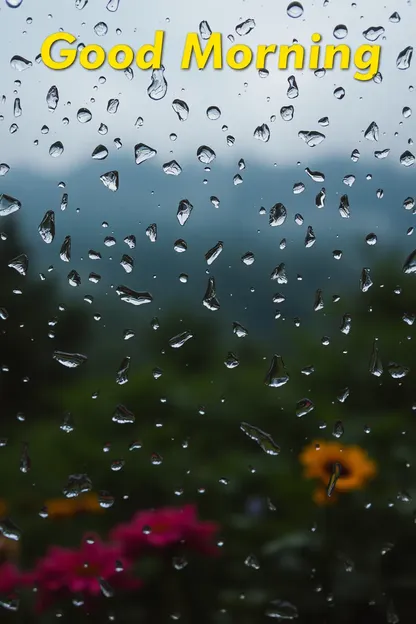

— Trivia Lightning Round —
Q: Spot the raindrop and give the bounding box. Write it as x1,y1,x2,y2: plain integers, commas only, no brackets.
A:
265,354,289,387
269,203,287,226
77,107,92,123
8,254,28,276
172,98,189,121
364,121,379,141
280,105,294,121
403,249,416,274
242,252,255,265
100,170,119,191
316,188,326,208
134,143,157,165
197,145,216,164
0,193,21,216
287,2,303,18
53,351,87,368
116,357,130,385
75,0,88,8
202,277,220,311
339,194,350,218
92,145,108,160
254,123,270,142
397,46,413,70
49,141,64,157
163,160,182,175
10,55,32,71
0,164,10,176
388,363,409,379
59,236,71,262
116,285,153,306
240,422,280,455
298,130,325,147
107,98,119,114
106,0,120,11
46,85,59,111
233,322,248,338
235,18,256,36
38,210,55,243
205,241,223,265
400,150,415,167
147,66,168,100
389,12,400,23
305,226,316,248
287,75,299,98
169,331,193,348
146,223,157,242
403,106,412,118
333,25,348,39
366,233,377,245
360,268,373,292
94,22,108,36
334,86,345,99
177,199,193,225
265,599,298,619
363,26,384,41
6,0,24,6
199,20,212,40
207,106,221,120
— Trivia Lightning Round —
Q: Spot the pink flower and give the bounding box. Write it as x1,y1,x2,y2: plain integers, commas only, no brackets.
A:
24,535,140,612
0,562,21,595
110,504,219,558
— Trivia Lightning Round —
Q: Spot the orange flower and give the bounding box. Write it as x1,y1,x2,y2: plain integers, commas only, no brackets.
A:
45,493,103,519
299,440,377,501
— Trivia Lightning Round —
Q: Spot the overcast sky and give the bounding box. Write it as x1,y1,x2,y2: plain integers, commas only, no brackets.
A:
0,0,414,175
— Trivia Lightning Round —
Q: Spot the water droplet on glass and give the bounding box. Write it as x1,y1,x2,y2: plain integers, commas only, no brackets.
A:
388,363,409,379
207,106,221,120
269,203,287,226
305,226,316,248
146,223,157,242
59,236,71,262
364,121,379,141
254,123,270,142
75,0,88,8
287,75,299,98
49,141,64,157
403,249,416,274
77,107,92,123
333,24,348,39
197,145,216,163
265,354,289,387
94,22,108,36
92,144,108,160
147,66,168,100
10,55,32,71
134,143,157,164
38,210,55,243
334,86,345,99
280,105,294,121
106,0,120,11
100,170,119,191
205,241,223,265
400,150,415,167
339,194,350,218
6,0,24,6
397,46,413,70
235,18,256,36
305,168,325,182
116,285,153,306
163,160,182,175
172,98,189,121
199,20,212,40
0,164,10,176
363,26,384,41
225,352,239,368
389,12,400,23
46,85,59,111
298,130,325,147
0,193,21,216
265,599,298,619
177,199,193,225
287,2,303,18
240,422,280,455
107,98,119,114
8,254,28,276
169,331,193,348
360,267,373,292
202,277,220,311
53,351,87,368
